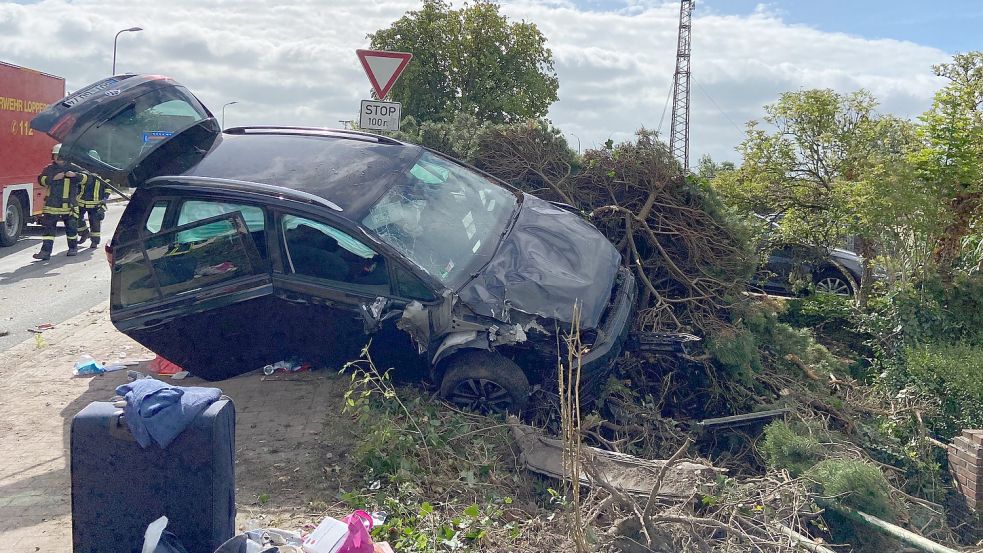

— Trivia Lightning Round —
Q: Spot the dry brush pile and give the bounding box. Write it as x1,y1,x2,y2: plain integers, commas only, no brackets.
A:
473,124,754,334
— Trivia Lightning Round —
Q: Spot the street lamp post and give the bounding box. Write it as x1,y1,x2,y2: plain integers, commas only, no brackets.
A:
112,27,143,75
221,101,239,129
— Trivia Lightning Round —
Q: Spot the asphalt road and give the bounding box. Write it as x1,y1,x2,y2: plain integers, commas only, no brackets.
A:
0,203,125,352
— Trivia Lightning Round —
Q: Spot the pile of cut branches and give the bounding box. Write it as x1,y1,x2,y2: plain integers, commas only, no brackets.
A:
474,124,754,334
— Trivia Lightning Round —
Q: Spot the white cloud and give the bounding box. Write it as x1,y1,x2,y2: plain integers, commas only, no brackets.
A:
0,0,950,165
504,1,949,161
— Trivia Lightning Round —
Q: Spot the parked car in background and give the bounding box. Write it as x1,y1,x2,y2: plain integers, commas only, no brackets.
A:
750,215,863,297
30,74,649,413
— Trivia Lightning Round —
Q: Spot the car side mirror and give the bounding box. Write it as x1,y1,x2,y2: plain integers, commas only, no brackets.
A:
359,296,394,334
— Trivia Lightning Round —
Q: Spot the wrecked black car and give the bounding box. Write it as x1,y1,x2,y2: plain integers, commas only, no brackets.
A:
31,74,642,411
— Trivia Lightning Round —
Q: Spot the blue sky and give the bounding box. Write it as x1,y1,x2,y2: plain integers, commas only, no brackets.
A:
588,0,979,53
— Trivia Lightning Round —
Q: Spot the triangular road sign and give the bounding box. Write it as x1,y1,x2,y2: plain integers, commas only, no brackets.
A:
356,49,413,100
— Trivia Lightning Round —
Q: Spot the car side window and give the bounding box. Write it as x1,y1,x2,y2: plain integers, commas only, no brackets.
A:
146,214,264,300
145,201,168,233
112,241,158,308
112,213,264,308
177,199,268,259
281,214,389,295
393,264,436,301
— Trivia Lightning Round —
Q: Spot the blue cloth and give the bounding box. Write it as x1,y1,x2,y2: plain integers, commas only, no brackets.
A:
115,378,222,449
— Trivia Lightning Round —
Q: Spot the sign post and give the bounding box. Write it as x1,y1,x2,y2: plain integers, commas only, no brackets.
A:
355,49,412,132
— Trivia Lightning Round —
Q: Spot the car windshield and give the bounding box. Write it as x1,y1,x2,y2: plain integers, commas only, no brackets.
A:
362,151,517,287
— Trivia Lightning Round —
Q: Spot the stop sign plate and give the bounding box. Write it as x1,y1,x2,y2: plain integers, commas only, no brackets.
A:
359,100,401,132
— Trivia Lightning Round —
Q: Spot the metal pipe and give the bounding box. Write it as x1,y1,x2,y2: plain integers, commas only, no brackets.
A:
816,499,959,553
773,523,838,553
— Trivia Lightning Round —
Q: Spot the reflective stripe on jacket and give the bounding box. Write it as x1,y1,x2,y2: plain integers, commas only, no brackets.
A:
78,173,111,207
38,162,87,215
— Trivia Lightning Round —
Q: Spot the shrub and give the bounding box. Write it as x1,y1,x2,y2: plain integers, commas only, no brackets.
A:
759,421,823,476
805,459,895,520
877,273,983,347
905,342,983,437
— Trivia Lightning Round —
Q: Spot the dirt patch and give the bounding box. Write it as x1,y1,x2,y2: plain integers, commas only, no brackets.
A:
0,305,364,551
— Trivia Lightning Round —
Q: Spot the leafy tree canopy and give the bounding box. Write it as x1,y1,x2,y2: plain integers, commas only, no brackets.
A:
369,0,559,124
914,51,983,274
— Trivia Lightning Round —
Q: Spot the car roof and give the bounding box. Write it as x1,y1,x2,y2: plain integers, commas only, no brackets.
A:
175,128,424,219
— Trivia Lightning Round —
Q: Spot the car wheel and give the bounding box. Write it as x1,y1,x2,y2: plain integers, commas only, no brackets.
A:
814,271,853,296
439,351,530,414
1,197,24,247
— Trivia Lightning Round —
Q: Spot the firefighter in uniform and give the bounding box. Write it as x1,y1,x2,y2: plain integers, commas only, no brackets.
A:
33,144,88,260
77,171,110,248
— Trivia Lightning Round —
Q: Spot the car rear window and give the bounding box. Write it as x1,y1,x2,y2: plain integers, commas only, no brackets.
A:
70,86,208,171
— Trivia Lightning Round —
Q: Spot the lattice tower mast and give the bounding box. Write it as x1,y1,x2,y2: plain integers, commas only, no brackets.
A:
669,0,693,172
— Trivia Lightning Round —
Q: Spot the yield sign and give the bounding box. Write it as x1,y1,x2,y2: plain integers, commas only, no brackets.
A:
356,49,413,100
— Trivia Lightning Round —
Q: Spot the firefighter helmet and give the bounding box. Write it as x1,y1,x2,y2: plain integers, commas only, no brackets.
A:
52,143,62,157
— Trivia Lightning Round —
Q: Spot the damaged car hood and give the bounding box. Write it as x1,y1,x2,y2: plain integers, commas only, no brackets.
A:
458,195,621,329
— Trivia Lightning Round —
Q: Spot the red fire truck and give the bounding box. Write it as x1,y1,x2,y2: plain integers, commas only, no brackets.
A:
1,61,65,247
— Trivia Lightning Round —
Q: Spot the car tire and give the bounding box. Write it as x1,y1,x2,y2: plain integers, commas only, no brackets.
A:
814,270,853,296
439,350,530,414
1,196,24,247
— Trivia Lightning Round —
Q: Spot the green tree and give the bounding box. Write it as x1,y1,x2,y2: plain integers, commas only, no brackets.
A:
369,0,559,124
714,89,926,300
913,51,983,278
695,154,735,181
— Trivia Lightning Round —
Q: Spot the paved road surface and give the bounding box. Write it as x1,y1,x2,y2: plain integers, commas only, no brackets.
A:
0,203,124,352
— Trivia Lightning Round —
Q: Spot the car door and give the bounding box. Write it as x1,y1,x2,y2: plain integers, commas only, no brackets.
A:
273,211,428,374
763,245,797,292
30,74,219,187
110,210,276,380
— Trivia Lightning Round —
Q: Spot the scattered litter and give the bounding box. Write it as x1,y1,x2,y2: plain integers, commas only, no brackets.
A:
102,362,128,373
262,358,312,375
27,323,56,333
303,510,376,553
140,516,173,553
73,354,105,376
170,371,190,380
148,354,185,376
302,516,349,553
215,528,304,553
509,417,719,499
128,370,150,381
0,328,9,337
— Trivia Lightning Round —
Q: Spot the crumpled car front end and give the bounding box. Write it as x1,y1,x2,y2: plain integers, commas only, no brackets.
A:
447,194,637,396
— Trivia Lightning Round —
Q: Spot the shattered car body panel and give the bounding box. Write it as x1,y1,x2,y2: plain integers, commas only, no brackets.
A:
32,74,638,409
459,194,621,329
